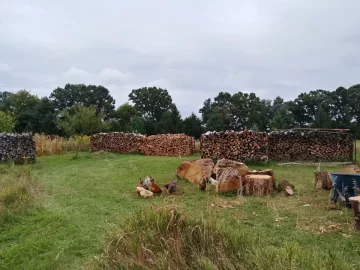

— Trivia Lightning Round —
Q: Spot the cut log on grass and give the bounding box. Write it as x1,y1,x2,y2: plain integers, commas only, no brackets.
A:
177,160,196,178
349,196,360,230
277,180,295,196
216,167,242,193
244,175,274,196
200,130,268,162
314,171,333,189
185,159,214,184
213,158,249,177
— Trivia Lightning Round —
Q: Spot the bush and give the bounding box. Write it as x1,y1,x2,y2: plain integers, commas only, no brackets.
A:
0,164,40,216
98,206,350,270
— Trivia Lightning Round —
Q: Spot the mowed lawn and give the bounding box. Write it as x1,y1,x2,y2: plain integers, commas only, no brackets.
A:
1,152,360,269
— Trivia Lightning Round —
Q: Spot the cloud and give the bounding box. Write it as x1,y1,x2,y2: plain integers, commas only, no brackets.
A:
1,0,360,117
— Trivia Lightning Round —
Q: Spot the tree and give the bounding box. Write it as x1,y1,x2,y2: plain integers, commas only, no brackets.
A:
160,103,183,134
110,103,146,133
128,87,173,122
35,97,59,135
0,111,15,132
183,113,203,139
57,104,104,158
50,84,115,119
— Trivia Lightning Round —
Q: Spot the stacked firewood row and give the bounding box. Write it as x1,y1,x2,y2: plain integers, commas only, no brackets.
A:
91,133,195,156
139,134,195,156
90,132,146,153
0,133,36,163
200,131,268,162
268,130,353,161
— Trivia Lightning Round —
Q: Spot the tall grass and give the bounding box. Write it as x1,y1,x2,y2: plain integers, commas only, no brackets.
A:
98,205,351,270
34,134,90,156
0,164,40,216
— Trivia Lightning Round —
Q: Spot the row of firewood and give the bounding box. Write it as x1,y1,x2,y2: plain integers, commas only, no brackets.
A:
268,130,353,161
90,132,195,156
0,133,36,163
200,131,268,161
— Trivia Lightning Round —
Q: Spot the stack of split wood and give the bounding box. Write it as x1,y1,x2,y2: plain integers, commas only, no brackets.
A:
200,130,268,162
0,133,36,163
90,132,146,153
268,130,353,161
177,158,276,196
140,134,195,156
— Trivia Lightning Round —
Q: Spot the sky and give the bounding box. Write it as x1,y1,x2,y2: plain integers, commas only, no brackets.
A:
1,0,360,117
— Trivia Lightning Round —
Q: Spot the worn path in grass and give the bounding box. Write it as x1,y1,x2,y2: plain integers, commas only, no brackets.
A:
0,152,359,269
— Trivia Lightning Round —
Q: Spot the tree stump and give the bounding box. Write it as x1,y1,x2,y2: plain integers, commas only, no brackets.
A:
177,160,195,178
278,180,295,196
244,175,274,196
216,167,242,193
248,169,275,187
314,171,333,189
185,159,214,184
349,196,360,230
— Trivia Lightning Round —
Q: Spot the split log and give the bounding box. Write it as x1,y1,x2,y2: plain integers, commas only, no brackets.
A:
140,134,195,156
0,133,36,164
177,160,195,178
90,132,145,153
200,130,268,162
349,196,360,230
213,158,249,177
277,180,295,196
185,159,214,184
216,167,242,193
314,171,333,189
244,175,274,196
268,130,353,162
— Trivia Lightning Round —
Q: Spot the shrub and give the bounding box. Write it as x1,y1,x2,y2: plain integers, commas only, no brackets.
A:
0,164,40,216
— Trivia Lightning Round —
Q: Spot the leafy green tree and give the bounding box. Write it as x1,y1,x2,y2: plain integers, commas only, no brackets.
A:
183,113,203,139
0,111,15,132
109,103,146,133
160,104,183,134
50,84,115,119
57,104,104,158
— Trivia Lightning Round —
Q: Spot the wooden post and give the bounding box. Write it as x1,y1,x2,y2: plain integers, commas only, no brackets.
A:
349,196,360,230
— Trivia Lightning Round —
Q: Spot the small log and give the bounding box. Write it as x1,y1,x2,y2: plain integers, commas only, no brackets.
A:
314,171,333,189
244,175,274,196
278,180,295,196
349,196,360,230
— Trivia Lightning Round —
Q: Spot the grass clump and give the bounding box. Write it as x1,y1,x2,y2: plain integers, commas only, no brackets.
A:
0,164,40,216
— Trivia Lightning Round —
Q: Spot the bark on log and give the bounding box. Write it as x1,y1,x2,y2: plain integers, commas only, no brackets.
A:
277,180,295,196
177,160,195,178
216,167,242,193
200,130,268,162
0,133,36,164
185,159,214,184
314,171,333,189
244,175,274,196
213,158,249,177
268,130,353,162
349,196,360,230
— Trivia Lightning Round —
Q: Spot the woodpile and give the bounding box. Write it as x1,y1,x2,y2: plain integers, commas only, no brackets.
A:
268,130,353,161
90,132,146,153
314,171,333,189
244,175,274,196
200,130,268,162
140,134,195,156
0,133,36,164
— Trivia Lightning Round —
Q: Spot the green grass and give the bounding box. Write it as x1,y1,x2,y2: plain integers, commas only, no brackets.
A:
0,152,359,269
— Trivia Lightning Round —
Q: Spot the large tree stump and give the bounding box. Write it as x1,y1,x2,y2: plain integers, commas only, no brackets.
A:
185,159,214,184
216,167,242,193
314,171,333,189
349,196,360,230
248,169,275,187
213,158,249,177
244,175,274,196
177,160,195,178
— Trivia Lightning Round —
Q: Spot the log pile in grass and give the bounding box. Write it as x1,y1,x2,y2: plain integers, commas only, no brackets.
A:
140,134,195,156
0,133,36,163
268,130,353,162
90,132,146,153
200,130,268,162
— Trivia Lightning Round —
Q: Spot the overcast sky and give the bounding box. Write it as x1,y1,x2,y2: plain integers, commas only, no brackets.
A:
1,0,360,117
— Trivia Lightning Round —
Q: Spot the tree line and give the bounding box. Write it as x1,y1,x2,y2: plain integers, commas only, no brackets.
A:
1,83,360,138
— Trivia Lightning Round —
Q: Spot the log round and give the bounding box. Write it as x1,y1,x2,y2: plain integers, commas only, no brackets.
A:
244,175,274,196
216,167,242,193
213,158,249,177
185,159,214,184
177,160,195,178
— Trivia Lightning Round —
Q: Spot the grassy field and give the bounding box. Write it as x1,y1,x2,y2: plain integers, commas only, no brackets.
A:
0,152,360,269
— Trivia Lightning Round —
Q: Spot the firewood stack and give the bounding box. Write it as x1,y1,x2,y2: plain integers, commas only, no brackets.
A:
200,130,268,162
268,130,353,161
140,134,195,156
90,132,146,153
0,133,36,164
